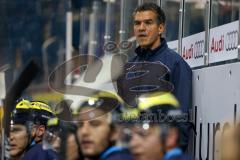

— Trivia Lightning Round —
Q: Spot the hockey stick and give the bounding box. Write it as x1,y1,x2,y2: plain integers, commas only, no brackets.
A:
3,59,40,136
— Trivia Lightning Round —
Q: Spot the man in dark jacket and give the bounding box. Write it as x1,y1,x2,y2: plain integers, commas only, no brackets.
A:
117,2,192,151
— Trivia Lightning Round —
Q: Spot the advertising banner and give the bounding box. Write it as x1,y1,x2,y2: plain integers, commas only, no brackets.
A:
182,32,205,67
209,21,239,63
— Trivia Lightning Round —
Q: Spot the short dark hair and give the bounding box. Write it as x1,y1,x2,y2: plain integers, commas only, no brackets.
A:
133,2,166,25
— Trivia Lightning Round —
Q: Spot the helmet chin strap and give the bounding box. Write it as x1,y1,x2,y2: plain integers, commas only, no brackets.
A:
25,121,38,150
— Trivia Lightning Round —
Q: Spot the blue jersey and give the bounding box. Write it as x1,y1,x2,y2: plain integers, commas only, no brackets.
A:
162,148,194,160
22,144,58,160
98,146,133,160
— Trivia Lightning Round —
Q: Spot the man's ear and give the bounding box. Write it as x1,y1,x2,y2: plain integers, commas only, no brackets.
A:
110,126,120,143
31,126,37,137
35,125,46,138
165,128,179,150
158,23,165,35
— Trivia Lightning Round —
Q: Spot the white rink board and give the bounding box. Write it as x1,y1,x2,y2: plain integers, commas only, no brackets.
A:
193,62,240,159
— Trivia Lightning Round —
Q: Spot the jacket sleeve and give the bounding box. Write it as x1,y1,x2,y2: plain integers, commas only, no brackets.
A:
171,60,192,113
170,60,193,151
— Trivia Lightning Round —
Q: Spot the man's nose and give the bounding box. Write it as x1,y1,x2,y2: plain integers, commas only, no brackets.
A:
80,123,91,136
139,22,146,31
9,133,14,141
129,133,142,149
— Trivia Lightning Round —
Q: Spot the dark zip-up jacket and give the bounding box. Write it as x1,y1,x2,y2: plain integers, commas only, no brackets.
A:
117,38,192,150
131,38,192,113
22,144,58,160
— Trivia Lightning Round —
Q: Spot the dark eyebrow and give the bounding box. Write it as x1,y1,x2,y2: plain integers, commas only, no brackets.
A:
144,19,154,22
134,19,154,23
144,19,154,24
134,20,141,24
135,18,153,21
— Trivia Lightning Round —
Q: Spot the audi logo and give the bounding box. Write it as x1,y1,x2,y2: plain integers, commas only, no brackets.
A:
182,40,204,60
225,30,238,51
193,40,204,59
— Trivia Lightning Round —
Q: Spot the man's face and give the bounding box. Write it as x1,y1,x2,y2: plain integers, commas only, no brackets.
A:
76,108,113,158
221,127,240,160
9,124,29,158
66,134,81,160
134,10,164,50
129,124,163,160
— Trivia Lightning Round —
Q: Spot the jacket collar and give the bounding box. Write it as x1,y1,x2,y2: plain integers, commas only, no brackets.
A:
163,147,183,160
135,38,167,59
